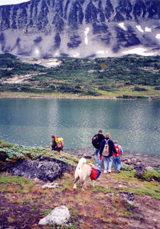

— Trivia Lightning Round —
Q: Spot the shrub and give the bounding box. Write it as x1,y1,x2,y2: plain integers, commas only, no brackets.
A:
98,86,111,91
82,90,102,96
135,169,160,182
154,167,160,174
154,86,160,90
133,86,148,91
121,165,134,171
117,95,148,99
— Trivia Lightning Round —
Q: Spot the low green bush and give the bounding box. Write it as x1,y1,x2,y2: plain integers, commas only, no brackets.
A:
117,95,149,99
154,167,160,174
154,86,160,90
121,165,134,171
133,86,148,91
135,169,160,182
82,90,102,96
0,139,79,171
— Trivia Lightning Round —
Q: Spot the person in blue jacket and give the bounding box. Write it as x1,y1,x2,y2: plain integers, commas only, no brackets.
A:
99,133,117,173
93,130,105,167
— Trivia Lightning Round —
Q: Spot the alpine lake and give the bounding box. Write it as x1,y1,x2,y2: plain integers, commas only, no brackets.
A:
0,98,160,158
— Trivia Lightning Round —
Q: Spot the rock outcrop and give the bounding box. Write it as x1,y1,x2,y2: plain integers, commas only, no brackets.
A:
6,155,74,182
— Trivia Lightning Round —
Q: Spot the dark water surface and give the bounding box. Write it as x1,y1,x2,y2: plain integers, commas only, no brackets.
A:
0,98,160,157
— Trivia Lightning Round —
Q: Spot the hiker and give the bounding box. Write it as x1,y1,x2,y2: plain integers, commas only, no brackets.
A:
99,133,117,173
113,140,123,172
50,135,57,151
92,130,105,166
50,135,64,152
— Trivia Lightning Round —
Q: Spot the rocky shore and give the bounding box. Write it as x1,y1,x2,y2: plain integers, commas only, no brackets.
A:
5,148,160,183
66,147,160,169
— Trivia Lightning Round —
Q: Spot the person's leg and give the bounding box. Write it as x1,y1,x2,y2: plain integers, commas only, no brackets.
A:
108,156,113,172
94,148,99,165
103,156,107,173
113,157,117,171
117,156,121,170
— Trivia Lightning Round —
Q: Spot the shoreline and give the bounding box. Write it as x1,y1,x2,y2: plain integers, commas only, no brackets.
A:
0,91,160,100
0,91,117,100
65,148,160,168
1,137,160,169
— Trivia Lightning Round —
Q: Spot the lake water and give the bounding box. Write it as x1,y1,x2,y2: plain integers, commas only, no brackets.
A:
0,98,160,157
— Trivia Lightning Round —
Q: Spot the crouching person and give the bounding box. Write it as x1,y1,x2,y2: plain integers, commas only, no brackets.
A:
50,135,64,152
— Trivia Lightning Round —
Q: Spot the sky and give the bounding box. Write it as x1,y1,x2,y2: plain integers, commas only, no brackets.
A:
0,0,30,5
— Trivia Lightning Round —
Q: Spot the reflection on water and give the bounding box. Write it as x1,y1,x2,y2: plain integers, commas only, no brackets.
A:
0,99,160,157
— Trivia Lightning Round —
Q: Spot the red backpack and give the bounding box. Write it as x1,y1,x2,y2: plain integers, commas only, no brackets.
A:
113,144,120,156
88,164,101,180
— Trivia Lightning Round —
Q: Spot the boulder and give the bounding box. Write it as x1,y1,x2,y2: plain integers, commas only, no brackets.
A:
6,156,74,182
42,183,61,189
134,165,146,176
6,159,62,182
39,205,70,225
117,192,135,204
38,156,74,173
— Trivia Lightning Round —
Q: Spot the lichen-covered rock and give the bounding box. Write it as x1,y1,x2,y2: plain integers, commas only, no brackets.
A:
6,158,62,182
6,156,74,182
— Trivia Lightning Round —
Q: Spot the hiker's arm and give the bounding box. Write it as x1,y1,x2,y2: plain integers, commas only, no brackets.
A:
119,145,123,155
112,142,118,155
53,139,57,148
99,140,104,156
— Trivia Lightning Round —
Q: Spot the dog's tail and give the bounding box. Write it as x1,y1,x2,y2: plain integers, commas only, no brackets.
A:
77,158,86,170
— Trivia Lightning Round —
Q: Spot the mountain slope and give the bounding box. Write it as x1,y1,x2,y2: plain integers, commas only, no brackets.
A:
0,0,160,58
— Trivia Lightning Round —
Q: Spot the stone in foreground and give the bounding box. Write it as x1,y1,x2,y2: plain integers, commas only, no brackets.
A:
39,205,70,225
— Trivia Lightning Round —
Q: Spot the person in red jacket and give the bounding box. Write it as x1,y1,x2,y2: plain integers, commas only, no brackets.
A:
113,140,123,172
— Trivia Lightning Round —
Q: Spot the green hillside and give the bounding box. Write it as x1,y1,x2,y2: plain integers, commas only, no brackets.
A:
0,53,160,99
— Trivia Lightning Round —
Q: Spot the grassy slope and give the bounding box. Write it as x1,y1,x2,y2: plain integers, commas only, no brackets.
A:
0,139,160,228
0,53,160,99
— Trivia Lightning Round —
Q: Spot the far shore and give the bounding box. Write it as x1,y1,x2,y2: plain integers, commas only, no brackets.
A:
0,91,117,100
0,91,160,100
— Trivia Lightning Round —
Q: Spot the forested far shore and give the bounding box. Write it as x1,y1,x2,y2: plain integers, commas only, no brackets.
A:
0,53,160,99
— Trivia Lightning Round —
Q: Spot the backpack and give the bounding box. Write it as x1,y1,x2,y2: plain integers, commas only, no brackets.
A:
55,137,64,149
102,139,110,156
88,164,101,180
92,134,100,149
113,144,121,156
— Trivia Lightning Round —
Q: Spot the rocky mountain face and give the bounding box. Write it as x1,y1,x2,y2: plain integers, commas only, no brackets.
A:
0,0,160,58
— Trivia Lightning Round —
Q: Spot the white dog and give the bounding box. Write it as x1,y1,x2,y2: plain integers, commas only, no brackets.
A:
73,158,94,191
